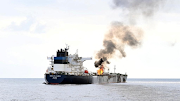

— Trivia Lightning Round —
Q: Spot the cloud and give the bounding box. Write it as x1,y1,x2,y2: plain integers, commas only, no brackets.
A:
12,0,56,7
6,16,46,33
169,40,176,47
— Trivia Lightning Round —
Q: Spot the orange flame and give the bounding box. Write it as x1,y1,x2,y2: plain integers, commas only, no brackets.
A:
97,65,104,75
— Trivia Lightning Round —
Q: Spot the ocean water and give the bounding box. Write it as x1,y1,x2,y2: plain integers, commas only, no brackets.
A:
0,78,180,101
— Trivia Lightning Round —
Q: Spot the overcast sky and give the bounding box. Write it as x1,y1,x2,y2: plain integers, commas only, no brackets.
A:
0,0,180,78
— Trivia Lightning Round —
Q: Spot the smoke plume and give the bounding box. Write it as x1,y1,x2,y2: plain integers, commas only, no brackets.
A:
95,0,165,67
113,0,165,24
95,22,142,60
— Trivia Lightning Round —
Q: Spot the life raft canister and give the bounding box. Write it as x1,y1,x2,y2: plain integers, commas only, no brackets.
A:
84,70,88,73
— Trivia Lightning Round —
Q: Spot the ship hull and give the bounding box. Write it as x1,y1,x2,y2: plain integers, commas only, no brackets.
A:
45,74,127,84
45,74,93,84
93,74,127,84
101,75,127,83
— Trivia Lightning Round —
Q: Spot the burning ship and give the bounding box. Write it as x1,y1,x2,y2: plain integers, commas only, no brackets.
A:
94,58,128,83
44,45,127,84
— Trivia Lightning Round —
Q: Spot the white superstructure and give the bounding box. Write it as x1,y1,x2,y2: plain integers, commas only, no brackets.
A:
46,46,92,75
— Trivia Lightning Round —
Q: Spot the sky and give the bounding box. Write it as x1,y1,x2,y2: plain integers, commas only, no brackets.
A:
0,0,180,78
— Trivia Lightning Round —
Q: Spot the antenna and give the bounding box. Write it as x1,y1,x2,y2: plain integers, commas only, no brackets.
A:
76,49,78,54
114,65,116,73
65,44,69,50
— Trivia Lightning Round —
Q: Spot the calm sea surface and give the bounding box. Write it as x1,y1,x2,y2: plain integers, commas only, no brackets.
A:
128,78,180,88
0,78,179,101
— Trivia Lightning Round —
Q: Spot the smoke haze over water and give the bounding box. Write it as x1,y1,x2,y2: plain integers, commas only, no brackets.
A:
95,0,166,64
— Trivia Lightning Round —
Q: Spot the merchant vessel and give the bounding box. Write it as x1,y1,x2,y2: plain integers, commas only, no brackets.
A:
44,45,127,84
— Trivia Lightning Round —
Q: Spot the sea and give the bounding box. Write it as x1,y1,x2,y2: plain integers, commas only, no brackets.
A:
0,78,180,101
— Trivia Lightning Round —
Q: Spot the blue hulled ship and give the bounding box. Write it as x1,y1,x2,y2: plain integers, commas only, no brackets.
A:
44,45,93,84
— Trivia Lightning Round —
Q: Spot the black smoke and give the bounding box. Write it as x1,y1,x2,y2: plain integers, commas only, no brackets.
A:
94,57,110,67
95,0,166,67
95,22,142,61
